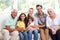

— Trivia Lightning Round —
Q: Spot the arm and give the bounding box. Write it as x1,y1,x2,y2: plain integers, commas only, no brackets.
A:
16,27,24,31
55,16,60,31
6,25,15,32
38,24,45,28
46,17,56,34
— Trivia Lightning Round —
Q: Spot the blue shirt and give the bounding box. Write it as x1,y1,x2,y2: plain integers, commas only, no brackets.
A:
34,13,47,25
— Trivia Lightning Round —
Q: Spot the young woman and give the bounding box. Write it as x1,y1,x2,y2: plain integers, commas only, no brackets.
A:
16,13,28,40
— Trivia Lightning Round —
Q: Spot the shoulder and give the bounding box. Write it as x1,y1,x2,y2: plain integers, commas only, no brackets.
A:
34,13,38,17
46,16,50,20
44,13,47,17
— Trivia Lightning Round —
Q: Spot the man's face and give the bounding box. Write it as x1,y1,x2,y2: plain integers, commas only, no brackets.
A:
11,9,18,19
29,9,34,15
36,6,42,13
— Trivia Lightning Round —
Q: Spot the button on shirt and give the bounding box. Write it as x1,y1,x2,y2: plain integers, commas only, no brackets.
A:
46,15,60,29
5,15,18,29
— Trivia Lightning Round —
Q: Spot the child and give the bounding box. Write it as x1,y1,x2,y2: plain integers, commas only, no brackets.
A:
27,17,39,40
16,13,28,40
27,17,39,31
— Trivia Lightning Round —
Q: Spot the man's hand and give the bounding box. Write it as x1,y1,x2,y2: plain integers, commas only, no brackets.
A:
38,24,45,28
6,25,15,32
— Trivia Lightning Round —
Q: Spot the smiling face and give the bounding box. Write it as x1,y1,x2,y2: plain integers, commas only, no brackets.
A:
11,9,18,19
19,13,26,21
20,14,25,21
36,6,42,13
28,8,34,15
47,8,55,17
36,5,43,15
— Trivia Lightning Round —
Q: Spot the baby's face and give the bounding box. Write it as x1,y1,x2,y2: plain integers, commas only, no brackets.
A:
28,19,33,24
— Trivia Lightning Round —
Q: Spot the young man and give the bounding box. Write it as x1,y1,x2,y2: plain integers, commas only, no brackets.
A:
34,5,49,40
46,8,60,40
2,9,19,40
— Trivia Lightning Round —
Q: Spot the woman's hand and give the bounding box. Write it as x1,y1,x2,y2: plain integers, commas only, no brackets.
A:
52,29,56,35
16,27,24,31
26,26,34,31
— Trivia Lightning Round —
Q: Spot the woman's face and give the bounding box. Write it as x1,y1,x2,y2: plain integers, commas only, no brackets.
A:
29,9,34,15
47,9,55,17
20,14,26,21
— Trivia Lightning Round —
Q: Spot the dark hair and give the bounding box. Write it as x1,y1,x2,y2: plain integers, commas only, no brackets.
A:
17,13,27,27
36,4,42,8
27,14,34,24
28,17,34,22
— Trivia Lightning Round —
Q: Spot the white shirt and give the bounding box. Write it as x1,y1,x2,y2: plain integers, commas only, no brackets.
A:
29,22,34,27
46,15,60,29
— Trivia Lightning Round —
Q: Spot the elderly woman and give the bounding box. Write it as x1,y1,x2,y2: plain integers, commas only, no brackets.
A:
46,8,60,40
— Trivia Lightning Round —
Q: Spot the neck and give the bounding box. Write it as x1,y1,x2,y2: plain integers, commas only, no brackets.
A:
38,12,44,16
11,14,15,19
21,20,24,22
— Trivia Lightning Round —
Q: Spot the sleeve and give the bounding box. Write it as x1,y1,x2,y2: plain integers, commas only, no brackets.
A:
29,22,34,26
5,19,10,26
58,15,60,25
46,16,50,27
34,17,38,25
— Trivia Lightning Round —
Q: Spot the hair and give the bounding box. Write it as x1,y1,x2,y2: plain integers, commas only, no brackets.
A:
29,8,33,10
28,17,34,22
36,4,42,8
27,14,34,24
17,13,27,27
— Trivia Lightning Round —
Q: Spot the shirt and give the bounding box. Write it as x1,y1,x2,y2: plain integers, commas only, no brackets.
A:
34,13,47,25
29,22,34,27
5,15,18,29
16,21,25,29
46,15,60,29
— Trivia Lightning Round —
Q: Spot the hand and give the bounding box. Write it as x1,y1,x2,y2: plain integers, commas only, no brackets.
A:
9,29,15,32
52,29,56,35
16,27,24,31
39,24,45,28
26,26,33,31
55,27,60,32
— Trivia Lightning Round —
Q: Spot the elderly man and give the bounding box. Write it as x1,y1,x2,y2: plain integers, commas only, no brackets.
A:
46,8,60,40
2,9,19,40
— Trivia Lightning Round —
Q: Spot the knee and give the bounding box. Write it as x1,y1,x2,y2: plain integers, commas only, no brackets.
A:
56,30,60,34
40,29,44,32
34,30,38,33
24,32,28,36
19,32,24,40
45,28,49,33
2,29,9,35
11,31,19,36
28,30,32,34
19,32,22,36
